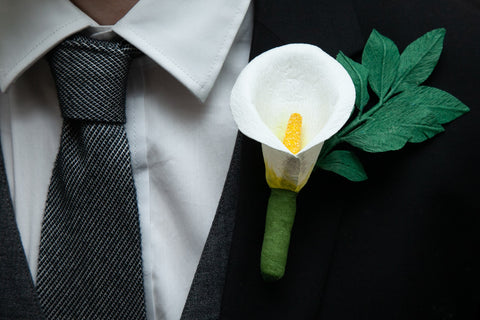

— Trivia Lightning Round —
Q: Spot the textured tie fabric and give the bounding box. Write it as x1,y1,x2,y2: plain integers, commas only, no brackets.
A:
36,35,146,320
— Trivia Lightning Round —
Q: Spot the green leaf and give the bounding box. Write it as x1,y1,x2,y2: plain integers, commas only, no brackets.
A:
337,51,370,111
411,86,470,124
392,28,446,94
362,29,400,100
317,150,368,182
342,87,461,152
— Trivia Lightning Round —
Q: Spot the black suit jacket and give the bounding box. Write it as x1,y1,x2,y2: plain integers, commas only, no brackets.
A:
1,0,479,319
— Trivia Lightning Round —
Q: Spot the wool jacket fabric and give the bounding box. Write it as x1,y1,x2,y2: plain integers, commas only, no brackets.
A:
1,0,479,319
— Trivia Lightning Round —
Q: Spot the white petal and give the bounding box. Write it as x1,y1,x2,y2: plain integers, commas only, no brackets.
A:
230,43,355,155
262,143,323,192
230,43,355,191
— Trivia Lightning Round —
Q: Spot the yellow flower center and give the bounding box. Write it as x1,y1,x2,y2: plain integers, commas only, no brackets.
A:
283,113,302,154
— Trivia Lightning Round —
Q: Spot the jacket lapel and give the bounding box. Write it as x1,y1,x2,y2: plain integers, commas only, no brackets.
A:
183,0,364,319
221,1,365,317
249,0,364,58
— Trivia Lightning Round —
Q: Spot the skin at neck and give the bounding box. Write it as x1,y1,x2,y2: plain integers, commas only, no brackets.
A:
71,0,139,25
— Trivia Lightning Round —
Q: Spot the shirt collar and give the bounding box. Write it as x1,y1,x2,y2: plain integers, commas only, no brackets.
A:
0,0,251,101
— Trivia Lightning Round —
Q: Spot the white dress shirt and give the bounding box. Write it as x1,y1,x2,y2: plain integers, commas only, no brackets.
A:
0,1,252,319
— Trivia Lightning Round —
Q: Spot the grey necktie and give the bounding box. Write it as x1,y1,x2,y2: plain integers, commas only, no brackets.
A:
36,35,146,320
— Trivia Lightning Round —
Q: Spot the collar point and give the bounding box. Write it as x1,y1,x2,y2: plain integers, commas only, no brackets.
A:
197,87,212,103
177,74,215,103
0,75,13,93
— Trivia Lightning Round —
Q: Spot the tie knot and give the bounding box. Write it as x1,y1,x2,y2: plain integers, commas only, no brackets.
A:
48,35,140,124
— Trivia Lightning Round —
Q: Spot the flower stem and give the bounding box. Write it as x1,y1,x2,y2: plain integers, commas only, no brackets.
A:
261,188,297,281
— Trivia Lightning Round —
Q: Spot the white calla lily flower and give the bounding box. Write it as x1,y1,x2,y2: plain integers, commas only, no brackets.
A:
230,43,355,281
231,43,355,192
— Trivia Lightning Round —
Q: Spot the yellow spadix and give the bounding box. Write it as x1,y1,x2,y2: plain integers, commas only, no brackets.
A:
283,113,303,155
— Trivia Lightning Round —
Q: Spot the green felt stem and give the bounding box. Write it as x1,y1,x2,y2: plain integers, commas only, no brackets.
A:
260,188,297,281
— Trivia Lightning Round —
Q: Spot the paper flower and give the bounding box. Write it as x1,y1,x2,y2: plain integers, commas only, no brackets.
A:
230,44,355,280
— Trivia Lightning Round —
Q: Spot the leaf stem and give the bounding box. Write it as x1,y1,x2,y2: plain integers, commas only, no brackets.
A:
337,100,381,137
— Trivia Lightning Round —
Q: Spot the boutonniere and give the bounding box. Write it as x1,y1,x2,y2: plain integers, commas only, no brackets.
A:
230,29,469,281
